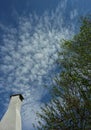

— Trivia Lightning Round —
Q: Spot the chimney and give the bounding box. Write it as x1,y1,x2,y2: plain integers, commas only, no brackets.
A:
0,94,24,130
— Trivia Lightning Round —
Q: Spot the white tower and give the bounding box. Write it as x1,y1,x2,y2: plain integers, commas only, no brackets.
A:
0,94,24,130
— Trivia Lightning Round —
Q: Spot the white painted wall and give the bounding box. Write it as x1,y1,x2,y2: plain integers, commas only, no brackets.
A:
0,95,23,130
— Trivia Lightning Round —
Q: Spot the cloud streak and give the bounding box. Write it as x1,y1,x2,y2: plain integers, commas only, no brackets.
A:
0,0,79,130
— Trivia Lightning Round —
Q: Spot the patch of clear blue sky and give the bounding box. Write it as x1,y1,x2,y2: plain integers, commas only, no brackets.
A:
0,0,60,25
0,0,91,26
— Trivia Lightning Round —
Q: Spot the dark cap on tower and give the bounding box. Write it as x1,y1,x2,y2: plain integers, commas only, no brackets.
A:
10,94,24,101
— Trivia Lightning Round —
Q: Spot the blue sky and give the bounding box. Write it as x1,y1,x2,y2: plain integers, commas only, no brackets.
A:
0,0,91,130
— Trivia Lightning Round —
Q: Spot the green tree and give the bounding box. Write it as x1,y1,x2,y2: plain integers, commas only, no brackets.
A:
35,16,91,130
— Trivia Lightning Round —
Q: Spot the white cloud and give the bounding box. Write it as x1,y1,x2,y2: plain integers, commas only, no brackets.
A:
0,1,77,130
70,9,78,20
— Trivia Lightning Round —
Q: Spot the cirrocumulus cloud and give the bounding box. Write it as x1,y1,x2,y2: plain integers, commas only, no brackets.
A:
0,0,78,130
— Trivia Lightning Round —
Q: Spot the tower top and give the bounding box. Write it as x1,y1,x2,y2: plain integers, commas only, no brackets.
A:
10,94,24,101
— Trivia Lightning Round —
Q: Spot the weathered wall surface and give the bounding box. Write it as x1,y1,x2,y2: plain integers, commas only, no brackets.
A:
0,95,23,130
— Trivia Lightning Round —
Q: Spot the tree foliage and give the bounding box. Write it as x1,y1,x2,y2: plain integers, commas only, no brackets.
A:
35,16,91,130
